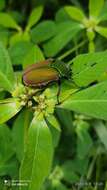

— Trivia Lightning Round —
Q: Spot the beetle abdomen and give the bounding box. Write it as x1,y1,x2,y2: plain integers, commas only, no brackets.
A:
23,67,59,87
23,59,53,76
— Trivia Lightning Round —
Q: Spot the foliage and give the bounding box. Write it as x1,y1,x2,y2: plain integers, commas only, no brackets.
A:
0,0,107,190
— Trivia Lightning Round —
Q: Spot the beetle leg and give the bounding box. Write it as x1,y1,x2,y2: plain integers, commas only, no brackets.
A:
57,79,61,104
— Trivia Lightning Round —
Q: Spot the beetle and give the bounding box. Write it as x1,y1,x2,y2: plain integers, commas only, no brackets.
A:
23,59,71,86
23,59,71,102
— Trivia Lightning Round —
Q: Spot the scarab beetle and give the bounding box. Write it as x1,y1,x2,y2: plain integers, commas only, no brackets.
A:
23,59,71,88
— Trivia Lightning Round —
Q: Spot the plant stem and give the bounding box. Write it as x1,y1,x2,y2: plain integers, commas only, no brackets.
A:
87,147,101,181
58,40,87,60
105,182,107,190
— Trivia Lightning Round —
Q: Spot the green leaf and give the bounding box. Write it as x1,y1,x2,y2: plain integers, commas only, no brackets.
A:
31,20,56,43
43,21,82,57
0,42,15,92
95,26,107,38
0,26,10,46
9,41,34,65
64,6,86,22
12,109,33,162
55,7,71,22
60,81,107,120
0,124,14,163
56,107,73,133
0,72,14,92
0,12,21,30
46,116,61,148
59,81,78,102
48,127,60,149
0,98,22,124
72,50,107,87
0,0,5,11
23,44,45,68
98,2,107,21
8,10,25,24
0,156,19,178
51,181,68,190
62,161,80,182
76,121,93,158
62,158,88,182
46,115,61,131
10,31,30,46
26,6,43,31
0,90,5,99
89,0,104,18
94,121,107,150
20,113,53,190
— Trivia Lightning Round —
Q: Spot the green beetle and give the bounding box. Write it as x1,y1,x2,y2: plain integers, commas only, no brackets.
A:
23,59,71,88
